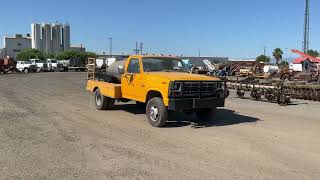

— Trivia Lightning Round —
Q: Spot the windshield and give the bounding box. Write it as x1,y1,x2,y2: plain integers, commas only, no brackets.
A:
142,57,189,72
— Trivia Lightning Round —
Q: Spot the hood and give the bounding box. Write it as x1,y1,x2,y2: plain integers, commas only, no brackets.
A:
144,72,221,81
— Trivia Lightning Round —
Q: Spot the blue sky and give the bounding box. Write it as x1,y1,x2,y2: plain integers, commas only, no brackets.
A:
1,0,319,58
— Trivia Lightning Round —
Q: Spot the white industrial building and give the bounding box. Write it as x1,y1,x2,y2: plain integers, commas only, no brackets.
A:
3,34,32,58
31,22,71,54
2,22,74,59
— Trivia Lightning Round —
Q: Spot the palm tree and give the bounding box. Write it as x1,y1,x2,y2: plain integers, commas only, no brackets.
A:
273,48,283,65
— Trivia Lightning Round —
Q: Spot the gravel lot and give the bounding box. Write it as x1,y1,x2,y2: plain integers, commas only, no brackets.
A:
0,72,319,180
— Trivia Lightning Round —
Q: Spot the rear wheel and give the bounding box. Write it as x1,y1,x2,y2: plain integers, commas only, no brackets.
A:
146,97,168,127
94,88,114,110
196,108,217,121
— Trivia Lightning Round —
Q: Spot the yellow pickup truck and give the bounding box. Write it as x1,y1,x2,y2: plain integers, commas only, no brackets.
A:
86,55,226,127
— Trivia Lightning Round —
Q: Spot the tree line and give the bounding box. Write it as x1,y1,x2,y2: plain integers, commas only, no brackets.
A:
256,48,319,66
16,49,97,62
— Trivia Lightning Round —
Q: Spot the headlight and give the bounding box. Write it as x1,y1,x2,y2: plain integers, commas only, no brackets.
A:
217,81,226,98
169,82,183,97
173,82,182,91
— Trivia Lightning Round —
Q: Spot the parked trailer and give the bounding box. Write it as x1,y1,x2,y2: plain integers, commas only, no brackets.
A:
69,59,86,71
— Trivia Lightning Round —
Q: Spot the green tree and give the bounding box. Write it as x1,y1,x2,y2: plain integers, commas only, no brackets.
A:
45,53,55,59
256,54,270,63
279,60,289,66
272,48,283,65
16,49,45,61
307,49,319,57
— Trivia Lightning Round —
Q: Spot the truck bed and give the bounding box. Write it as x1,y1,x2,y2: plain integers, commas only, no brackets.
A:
86,80,122,99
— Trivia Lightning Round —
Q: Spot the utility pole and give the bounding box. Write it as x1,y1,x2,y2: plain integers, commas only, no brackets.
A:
140,42,144,55
198,49,201,57
303,0,310,53
133,41,140,55
263,46,266,56
108,38,112,57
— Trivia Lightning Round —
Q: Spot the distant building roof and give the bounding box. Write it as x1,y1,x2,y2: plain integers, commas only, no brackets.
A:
293,57,320,64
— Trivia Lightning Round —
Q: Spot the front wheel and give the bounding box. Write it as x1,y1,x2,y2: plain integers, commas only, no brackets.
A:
24,68,29,74
94,89,114,110
146,97,168,127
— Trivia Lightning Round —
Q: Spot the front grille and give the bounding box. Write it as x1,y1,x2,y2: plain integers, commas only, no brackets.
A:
182,81,218,98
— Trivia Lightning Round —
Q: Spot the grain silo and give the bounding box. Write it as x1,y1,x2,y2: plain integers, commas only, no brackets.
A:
42,23,52,54
31,23,42,51
51,23,62,54
62,24,70,51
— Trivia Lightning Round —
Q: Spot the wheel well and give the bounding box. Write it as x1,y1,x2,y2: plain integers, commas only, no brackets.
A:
93,87,99,92
146,90,163,102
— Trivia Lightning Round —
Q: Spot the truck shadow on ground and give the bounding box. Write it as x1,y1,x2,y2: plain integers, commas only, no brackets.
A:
111,104,260,128
165,109,260,128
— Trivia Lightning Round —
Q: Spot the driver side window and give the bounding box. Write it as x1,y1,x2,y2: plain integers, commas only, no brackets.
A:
127,58,140,73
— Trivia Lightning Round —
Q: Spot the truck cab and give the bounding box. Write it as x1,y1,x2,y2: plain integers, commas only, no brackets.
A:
47,59,63,72
16,61,37,73
30,59,48,72
87,55,226,127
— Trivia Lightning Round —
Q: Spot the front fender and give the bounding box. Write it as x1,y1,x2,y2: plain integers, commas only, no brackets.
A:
145,88,169,107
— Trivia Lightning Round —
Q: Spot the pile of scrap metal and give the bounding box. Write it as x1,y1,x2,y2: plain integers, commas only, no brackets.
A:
0,57,16,74
227,78,291,105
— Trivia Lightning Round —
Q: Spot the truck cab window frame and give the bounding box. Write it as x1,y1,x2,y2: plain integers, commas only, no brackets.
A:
127,58,140,74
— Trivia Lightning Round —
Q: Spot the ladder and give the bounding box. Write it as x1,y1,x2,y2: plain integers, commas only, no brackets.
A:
87,58,96,80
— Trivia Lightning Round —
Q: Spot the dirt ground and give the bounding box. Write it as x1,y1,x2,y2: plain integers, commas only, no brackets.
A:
0,72,319,180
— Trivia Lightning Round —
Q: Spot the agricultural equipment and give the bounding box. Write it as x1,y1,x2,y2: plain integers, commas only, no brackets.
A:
0,57,16,74
227,79,291,105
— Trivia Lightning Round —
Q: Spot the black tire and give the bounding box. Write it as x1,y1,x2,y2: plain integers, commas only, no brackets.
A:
24,68,29,74
237,90,245,98
146,97,168,127
196,108,217,121
94,89,114,110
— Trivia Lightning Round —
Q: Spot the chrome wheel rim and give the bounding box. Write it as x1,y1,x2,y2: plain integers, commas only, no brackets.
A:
96,92,102,106
150,105,159,122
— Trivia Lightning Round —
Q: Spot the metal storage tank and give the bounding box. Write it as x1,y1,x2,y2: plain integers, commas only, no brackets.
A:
62,24,70,51
51,23,62,54
42,23,52,54
31,23,42,51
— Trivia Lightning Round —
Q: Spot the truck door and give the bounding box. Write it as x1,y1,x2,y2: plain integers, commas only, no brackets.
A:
122,58,146,101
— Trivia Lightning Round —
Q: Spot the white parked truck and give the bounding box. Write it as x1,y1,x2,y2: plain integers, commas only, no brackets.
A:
47,59,64,72
30,59,49,72
16,61,37,73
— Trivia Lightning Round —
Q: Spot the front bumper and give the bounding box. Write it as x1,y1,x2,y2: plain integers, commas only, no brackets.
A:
168,97,225,112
